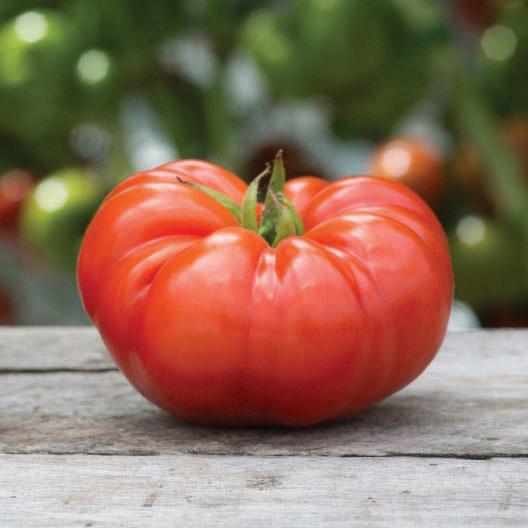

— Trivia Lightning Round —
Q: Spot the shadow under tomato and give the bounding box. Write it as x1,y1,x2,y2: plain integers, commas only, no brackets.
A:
116,391,455,456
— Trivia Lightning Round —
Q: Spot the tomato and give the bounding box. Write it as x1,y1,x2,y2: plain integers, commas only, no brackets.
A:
502,118,528,173
0,285,15,324
0,10,77,169
484,306,528,328
242,1,427,136
449,215,528,311
457,0,496,31
78,154,453,427
241,10,310,98
21,168,104,267
369,138,446,209
0,169,35,232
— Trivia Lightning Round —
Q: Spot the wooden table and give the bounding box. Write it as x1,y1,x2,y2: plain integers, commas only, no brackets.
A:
1,328,527,527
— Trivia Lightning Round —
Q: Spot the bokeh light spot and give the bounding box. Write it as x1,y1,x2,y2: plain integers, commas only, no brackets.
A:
14,12,48,43
481,25,517,61
318,0,337,10
456,216,486,246
70,123,111,162
381,147,411,178
77,49,110,84
34,179,69,212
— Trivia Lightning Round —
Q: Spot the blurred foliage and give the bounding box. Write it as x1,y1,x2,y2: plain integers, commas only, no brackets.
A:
20,167,103,267
449,215,528,310
242,0,429,137
481,0,528,116
0,0,527,325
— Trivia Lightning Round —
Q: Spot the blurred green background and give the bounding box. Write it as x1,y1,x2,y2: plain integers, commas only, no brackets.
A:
0,0,527,327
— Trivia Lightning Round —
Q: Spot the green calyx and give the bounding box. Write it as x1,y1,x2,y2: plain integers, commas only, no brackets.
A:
179,150,304,246
176,176,242,222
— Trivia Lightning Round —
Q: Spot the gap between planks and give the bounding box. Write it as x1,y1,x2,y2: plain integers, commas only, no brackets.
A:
2,451,527,460
0,368,116,374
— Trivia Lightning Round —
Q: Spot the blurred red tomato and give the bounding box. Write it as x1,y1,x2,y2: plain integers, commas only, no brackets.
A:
0,169,35,232
501,118,528,172
484,306,528,328
0,286,15,324
369,138,445,208
457,0,496,31
449,214,528,311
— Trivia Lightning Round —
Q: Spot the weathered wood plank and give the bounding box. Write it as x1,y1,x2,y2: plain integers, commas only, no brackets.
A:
0,327,110,371
1,455,526,527
1,332,527,456
2,328,528,374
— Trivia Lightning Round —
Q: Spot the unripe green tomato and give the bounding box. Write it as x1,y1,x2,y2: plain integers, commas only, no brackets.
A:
0,10,74,131
449,215,528,310
294,0,392,93
332,48,427,138
241,10,310,97
0,9,78,170
21,168,104,268
242,0,426,133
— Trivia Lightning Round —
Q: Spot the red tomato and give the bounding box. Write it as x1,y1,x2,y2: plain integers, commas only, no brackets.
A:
78,159,453,426
369,138,446,209
0,169,35,232
457,0,496,31
0,285,15,324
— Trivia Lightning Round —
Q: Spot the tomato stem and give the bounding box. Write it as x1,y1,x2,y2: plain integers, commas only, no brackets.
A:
177,151,304,246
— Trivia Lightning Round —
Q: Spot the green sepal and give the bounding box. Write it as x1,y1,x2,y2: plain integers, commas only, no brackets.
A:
271,194,298,247
178,178,241,222
283,195,304,235
176,150,304,246
257,150,303,244
269,149,286,194
259,190,299,246
241,168,270,232
263,150,286,213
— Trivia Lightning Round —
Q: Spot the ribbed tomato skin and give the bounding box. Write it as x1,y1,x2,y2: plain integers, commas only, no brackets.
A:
78,160,453,426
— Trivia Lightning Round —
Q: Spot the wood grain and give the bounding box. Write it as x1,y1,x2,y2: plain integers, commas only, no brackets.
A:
0,329,526,457
1,328,527,526
0,327,110,371
1,455,527,527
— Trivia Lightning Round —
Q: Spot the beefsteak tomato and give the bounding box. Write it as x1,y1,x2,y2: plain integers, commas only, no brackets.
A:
78,153,453,426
